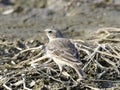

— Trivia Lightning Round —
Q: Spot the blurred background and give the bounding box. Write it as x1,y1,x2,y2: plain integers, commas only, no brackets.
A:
0,0,120,41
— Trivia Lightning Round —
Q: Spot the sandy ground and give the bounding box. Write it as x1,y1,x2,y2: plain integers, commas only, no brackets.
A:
0,0,120,42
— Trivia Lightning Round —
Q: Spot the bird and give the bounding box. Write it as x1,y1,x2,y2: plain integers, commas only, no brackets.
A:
44,27,86,81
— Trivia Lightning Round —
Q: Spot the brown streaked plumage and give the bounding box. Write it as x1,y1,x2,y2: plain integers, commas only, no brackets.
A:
45,28,86,81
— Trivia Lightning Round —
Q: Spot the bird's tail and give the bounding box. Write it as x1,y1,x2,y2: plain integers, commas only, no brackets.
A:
72,64,87,80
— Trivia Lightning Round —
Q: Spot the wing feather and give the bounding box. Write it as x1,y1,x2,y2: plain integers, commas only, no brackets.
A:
46,38,80,63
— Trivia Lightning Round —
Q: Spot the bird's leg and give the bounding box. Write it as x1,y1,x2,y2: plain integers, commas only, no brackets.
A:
57,65,63,77
58,66,71,79
72,64,86,82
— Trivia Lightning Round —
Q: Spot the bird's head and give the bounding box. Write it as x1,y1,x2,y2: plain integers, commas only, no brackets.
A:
44,28,63,41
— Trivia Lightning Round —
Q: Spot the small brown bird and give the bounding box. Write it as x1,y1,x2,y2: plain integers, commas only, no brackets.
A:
45,28,86,81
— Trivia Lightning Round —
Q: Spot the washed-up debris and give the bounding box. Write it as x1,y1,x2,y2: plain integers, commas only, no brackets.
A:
0,28,120,90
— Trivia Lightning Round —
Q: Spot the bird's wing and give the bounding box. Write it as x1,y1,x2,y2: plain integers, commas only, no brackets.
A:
47,38,80,63
52,49,80,63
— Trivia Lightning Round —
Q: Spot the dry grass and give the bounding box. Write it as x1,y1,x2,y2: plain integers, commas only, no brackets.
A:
0,27,120,90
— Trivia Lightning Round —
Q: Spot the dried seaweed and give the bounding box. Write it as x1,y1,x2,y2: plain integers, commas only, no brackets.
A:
0,28,120,90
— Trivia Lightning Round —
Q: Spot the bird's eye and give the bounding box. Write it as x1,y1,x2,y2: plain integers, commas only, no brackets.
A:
48,31,52,33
